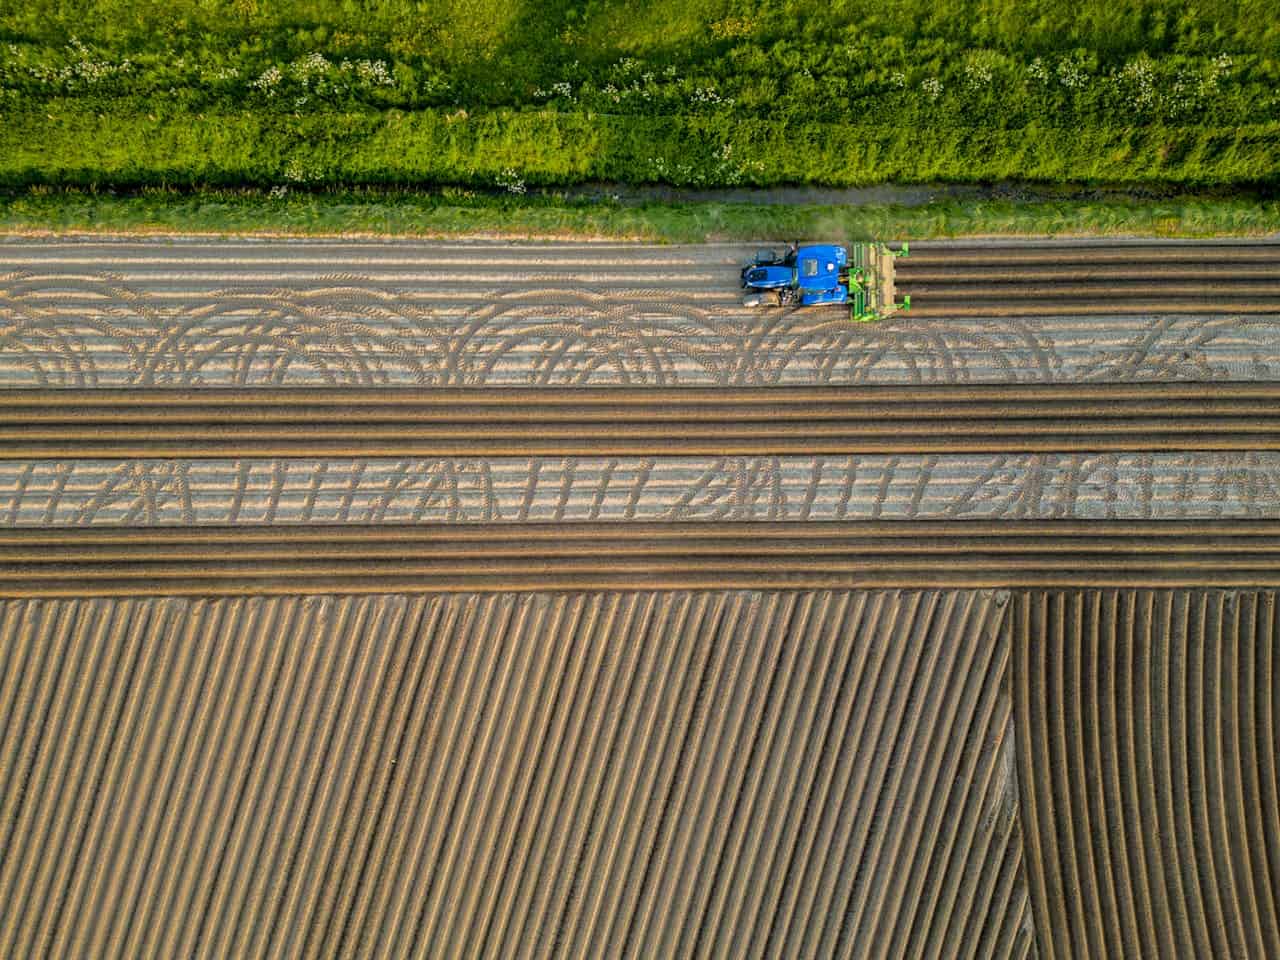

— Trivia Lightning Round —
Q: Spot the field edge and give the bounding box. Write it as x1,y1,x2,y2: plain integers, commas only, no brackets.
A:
4,190,1280,243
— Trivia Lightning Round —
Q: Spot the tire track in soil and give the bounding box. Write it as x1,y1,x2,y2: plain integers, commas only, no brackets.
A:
3,239,1279,387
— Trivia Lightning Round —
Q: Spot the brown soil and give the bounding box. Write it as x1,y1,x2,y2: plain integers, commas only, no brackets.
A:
1,238,1276,956
0,590,1033,959
1011,589,1280,959
897,243,1280,316
3,521,1279,595
3,383,1277,457
3,238,1280,388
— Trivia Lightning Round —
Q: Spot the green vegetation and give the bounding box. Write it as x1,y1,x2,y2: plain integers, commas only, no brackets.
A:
2,1,1279,190
3,188,1278,242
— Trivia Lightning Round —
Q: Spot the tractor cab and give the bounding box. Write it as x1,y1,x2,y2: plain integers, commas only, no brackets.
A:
741,243,847,307
794,245,849,305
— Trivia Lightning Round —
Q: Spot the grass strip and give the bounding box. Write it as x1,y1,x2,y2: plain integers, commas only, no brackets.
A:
3,188,1279,242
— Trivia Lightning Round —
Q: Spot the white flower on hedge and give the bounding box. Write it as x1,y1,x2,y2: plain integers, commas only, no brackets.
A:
692,86,728,105
1119,57,1156,110
283,158,322,183
292,51,330,85
496,168,526,194
921,77,943,101
55,36,131,86
1056,56,1088,89
355,59,394,87
1199,53,1234,96
964,61,993,87
250,66,282,92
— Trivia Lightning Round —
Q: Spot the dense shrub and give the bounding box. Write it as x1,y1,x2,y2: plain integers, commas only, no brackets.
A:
2,0,1278,189
4,106,1277,189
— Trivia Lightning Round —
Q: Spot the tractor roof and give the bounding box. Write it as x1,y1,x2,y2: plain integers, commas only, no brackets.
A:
795,244,847,291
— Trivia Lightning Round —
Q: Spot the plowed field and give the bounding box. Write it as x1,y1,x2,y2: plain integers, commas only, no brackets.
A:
1,236,1276,958
0,590,1032,960
2,383,1277,457
1011,589,1280,960
3,521,1280,595
897,243,1280,317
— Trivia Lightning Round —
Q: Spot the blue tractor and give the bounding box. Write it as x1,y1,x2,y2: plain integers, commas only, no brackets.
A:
740,241,910,321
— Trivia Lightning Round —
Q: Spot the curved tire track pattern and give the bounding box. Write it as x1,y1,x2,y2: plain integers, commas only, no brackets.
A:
3,240,1280,387
1011,589,1280,959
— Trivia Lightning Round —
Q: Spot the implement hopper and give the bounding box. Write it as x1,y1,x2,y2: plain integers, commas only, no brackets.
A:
847,242,911,322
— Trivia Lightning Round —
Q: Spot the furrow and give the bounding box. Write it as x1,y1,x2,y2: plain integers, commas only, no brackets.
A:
907,301,1280,317
899,244,1280,265
2,522,1280,595
5,384,1277,459
896,264,1280,281
1013,589,1280,959
897,283,1280,298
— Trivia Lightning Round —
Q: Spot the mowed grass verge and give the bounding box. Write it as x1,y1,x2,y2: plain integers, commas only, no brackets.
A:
3,189,1278,242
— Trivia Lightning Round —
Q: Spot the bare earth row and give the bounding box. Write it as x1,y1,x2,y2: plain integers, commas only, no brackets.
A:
897,243,1280,316
3,383,1277,457
1012,589,1280,960
3,521,1278,595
